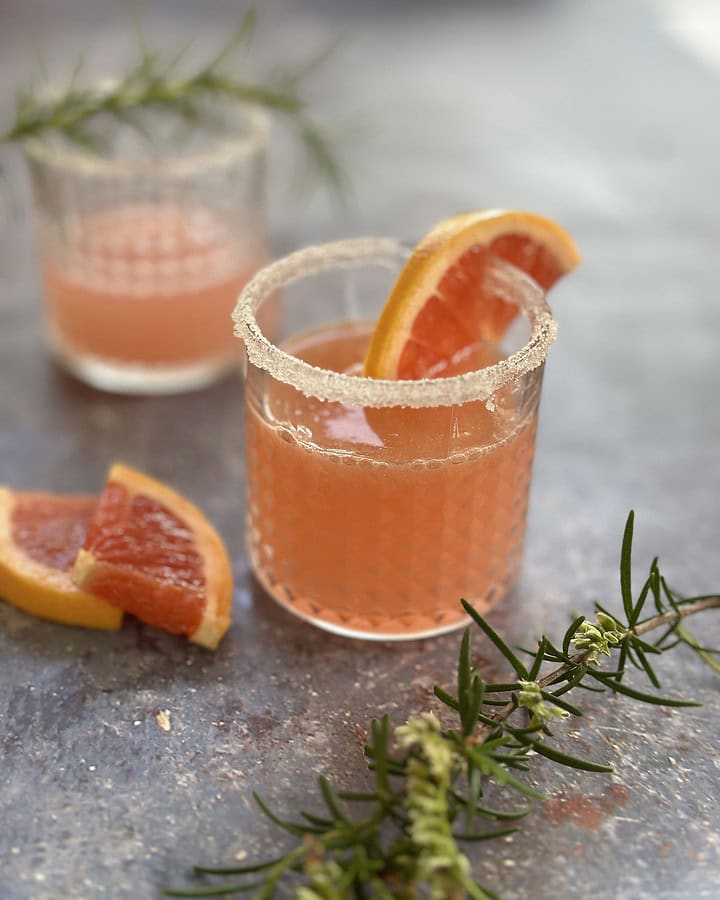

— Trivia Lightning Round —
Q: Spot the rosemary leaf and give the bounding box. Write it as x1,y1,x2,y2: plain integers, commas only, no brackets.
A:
461,600,530,679
632,643,662,688
301,810,334,828
453,826,520,842
473,804,531,822
320,776,350,824
675,622,720,674
620,510,635,623
253,792,324,836
512,734,613,773
588,671,701,707
563,616,586,658
434,685,461,710
193,857,284,876
164,881,264,896
528,637,548,680
539,690,583,717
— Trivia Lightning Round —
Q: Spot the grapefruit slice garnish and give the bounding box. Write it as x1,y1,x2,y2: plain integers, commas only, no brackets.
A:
363,210,581,380
0,488,122,630
72,464,232,649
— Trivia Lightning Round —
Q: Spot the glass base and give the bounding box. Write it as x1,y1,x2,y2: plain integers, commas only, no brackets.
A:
48,329,241,395
250,552,508,642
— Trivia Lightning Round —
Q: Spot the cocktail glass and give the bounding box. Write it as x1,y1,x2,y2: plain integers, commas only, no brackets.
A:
234,238,557,640
25,105,268,394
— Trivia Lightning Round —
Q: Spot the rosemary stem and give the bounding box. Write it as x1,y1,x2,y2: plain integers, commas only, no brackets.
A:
0,23,344,190
471,596,720,742
633,596,720,636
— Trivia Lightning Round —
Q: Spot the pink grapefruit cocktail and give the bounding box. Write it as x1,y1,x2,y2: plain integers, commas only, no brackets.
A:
236,235,564,640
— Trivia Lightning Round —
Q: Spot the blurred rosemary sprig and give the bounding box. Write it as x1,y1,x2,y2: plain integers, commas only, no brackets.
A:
165,512,720,898
0,9,345,192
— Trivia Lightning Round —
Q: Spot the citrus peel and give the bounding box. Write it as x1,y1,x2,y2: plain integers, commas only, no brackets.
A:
363,209,581,380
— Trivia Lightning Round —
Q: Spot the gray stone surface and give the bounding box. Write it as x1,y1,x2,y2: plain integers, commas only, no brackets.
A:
1,1,720,897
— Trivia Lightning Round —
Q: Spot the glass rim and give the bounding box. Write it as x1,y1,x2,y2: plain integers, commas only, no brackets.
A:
23,98,269,178
233,237,558,409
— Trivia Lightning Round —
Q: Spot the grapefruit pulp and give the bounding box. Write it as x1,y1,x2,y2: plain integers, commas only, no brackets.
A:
0,488,122,630
72,464,232,649
363,209,581,380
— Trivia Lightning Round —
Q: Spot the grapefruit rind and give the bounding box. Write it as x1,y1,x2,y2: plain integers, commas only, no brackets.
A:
362,209,581,380
72,464,233,650
0,487,123,631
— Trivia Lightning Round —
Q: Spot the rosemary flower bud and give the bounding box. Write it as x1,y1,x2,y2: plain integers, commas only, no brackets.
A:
297,859,347,900
517,680,570,724
395,714,475,899
572,615,625,664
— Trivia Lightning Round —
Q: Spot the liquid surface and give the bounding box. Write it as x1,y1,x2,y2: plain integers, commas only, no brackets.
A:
246,320,541,638
41,204,262,366
265,321,514,460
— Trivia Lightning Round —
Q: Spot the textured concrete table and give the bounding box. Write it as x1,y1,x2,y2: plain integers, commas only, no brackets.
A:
1,1,719,898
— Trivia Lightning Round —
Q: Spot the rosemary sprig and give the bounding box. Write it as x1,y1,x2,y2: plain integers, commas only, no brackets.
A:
1,9,344,192
165,512,720,898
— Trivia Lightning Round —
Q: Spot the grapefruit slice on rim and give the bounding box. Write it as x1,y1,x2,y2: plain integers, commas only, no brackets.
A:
72,464,232,649
363,210,581,380
0,488,122,630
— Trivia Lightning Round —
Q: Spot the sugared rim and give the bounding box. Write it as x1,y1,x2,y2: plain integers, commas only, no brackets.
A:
23,96,268,178
232,237,557,409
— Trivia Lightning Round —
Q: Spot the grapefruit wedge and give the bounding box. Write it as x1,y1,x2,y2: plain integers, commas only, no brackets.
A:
73,464,232,649
363,210,581,380
0,488,122,630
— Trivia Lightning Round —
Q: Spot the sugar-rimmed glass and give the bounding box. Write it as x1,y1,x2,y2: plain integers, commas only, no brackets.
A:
234,238,557,640
25,104,268,394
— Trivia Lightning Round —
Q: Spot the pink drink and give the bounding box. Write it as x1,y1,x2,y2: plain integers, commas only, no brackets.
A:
41,204,263,386
245,321,540,639
237,238,555,640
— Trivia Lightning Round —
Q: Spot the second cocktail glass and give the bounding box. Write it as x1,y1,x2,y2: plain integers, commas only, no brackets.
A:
26,105,268,394
235,239,557,640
